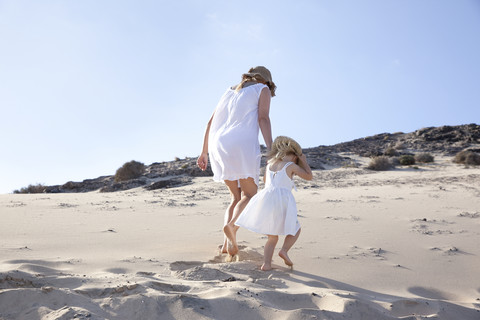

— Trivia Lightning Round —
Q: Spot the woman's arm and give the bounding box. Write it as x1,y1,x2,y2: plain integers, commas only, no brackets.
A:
197,111,215,171
258,87,273,151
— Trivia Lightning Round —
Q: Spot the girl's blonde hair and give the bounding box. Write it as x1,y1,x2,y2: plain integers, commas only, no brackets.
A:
266,136,303,163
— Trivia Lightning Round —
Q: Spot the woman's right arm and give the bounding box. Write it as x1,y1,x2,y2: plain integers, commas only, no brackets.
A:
258,87,273,151
197,111,215,171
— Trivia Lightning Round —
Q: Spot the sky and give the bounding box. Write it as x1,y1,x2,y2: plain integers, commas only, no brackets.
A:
1,0,479,194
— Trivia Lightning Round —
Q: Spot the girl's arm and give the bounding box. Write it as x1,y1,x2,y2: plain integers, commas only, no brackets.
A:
258,87,273,151
289,154,313,180
197,111,215,171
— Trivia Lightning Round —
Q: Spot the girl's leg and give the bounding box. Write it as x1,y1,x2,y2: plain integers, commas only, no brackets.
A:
279,228,301,267
222,180,241,254
261,235,278,271
223,178,258,256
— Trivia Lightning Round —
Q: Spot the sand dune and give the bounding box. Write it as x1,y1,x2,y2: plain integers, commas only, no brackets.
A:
1,155,479,319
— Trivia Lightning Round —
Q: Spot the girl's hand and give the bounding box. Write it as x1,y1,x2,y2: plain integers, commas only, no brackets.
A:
298,154,307,163
290,154,313,181
197,153,208,171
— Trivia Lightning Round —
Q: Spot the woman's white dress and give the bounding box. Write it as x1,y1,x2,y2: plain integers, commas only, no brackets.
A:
208,83,268,186
235,162,300,236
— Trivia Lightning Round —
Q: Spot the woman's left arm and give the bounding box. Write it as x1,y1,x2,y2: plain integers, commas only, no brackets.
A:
258,87,273,151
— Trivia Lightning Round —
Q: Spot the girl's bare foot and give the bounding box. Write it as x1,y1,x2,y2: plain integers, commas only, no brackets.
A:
221,239,228,254
223,224,238,256
261,263,273,271
225,254,236,262
279,249,293,267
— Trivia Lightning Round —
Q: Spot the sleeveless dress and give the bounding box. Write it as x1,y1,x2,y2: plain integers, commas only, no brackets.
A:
235,162,301,236
208,83,268,186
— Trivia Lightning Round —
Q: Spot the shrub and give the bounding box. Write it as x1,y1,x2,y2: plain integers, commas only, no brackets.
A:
453,150,480,165
394,141,406,150
384,147,399,157
13,184,46,194
367,156,394,171
114,160,146,182
342,159,359,168
415,153,434,163
399,155,415,166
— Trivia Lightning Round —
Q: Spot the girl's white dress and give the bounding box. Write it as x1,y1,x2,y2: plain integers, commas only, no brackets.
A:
208,83,268,186
235,162,300,236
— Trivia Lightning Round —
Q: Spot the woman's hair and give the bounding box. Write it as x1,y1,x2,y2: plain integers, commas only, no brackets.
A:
266,136,303,163
235,74,277,97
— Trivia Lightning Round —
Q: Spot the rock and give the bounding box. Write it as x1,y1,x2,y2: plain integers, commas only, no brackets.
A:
144,177,192,190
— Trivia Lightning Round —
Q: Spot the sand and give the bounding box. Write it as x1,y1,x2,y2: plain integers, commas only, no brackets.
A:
1,155,479,319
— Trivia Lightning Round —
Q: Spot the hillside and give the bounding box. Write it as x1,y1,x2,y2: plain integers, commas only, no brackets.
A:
25,124,480,193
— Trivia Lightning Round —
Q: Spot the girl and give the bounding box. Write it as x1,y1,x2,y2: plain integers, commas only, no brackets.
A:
235,136,313,270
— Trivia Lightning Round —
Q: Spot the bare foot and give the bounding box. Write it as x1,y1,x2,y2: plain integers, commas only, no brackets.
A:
279,249,293,267
225,254,235,262
260,263,273,271
220,239,228,254
223,224,238,256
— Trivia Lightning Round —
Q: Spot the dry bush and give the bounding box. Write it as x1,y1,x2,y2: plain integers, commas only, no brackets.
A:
384,147,399,157
367,156,394,171
399,155,415,166
114,160,146,182
13,184,46,194
415,153,434,163
394,141,406,150
453,150,480,165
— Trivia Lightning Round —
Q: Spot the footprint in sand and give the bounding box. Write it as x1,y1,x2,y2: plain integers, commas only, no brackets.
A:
458,212,480,219
172,264,234,281
148,281,190,293
430,246,469,256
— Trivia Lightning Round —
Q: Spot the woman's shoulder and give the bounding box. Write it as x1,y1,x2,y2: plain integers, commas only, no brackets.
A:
237,82,268,92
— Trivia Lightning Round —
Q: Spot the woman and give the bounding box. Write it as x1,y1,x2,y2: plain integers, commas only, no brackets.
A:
197,66,276,256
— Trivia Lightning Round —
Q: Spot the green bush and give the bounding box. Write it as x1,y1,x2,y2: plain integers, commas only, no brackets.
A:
453,150,480,165
399,155,415,166
13,184,46,194
114,160,146,182
367,156,394,171
415,153,434,163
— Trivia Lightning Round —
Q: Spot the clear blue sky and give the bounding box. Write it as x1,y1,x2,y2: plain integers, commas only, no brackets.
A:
1,0,479,194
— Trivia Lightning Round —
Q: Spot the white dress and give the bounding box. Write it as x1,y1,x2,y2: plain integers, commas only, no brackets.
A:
208,83,268,186
235,162,300,236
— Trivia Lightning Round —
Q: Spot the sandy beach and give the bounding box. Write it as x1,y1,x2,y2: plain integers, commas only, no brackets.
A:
1,155,479,319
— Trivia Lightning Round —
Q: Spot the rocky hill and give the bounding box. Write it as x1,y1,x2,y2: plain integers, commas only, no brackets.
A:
32,124,480,193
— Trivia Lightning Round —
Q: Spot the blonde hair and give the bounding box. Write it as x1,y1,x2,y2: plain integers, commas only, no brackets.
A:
235,74,277,97
266,136,303,163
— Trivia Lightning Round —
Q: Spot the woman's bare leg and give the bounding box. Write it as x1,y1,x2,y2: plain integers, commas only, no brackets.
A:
261,235,278,271
222,180,241,253
223,178,257,256
279,228,301,267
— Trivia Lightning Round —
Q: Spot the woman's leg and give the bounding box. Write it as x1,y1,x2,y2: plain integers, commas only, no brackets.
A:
279,228,301,267
261,235,279,271
222,180,241,253
223,177,258,256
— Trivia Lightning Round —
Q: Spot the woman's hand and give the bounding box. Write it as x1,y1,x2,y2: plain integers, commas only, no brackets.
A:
197,152,208,171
